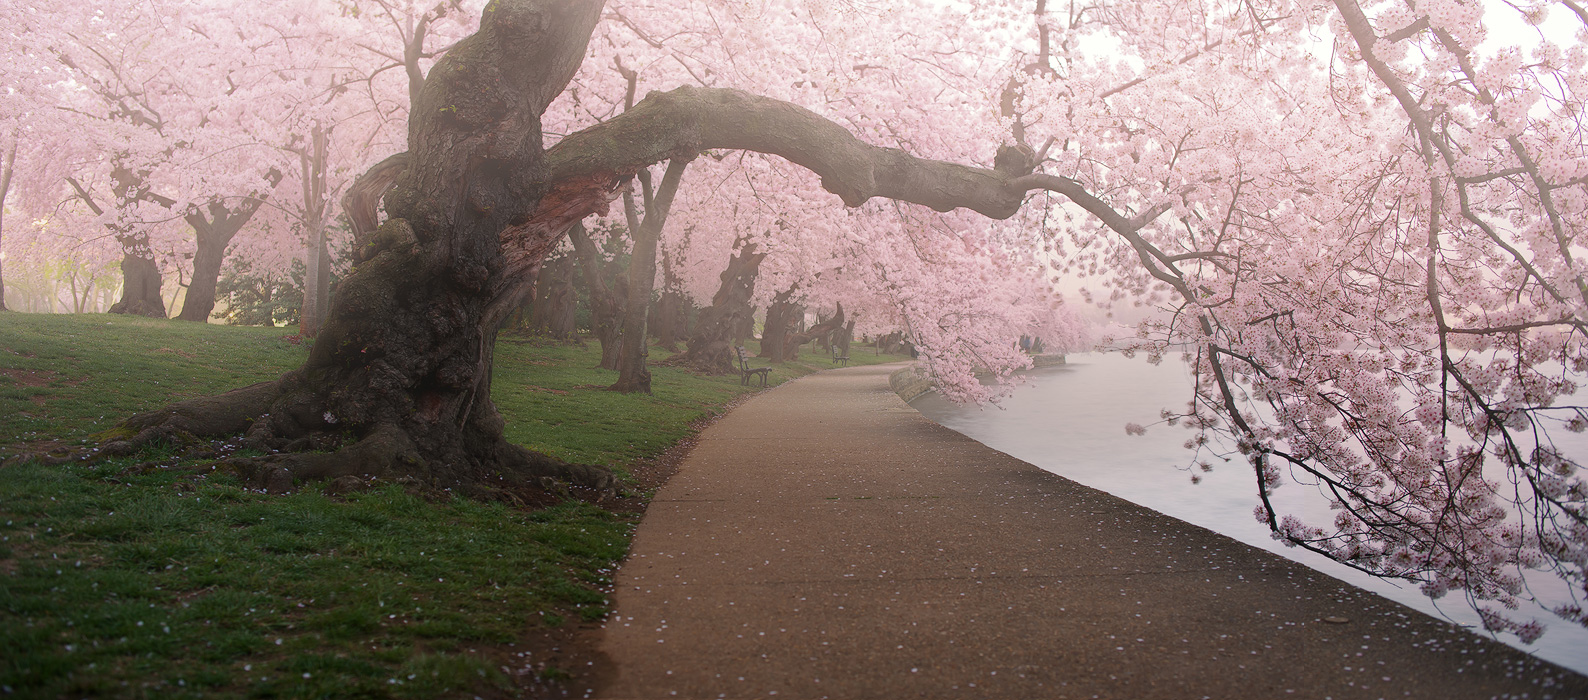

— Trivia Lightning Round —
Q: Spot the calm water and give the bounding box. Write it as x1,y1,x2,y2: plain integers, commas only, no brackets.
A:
909,351,1588,675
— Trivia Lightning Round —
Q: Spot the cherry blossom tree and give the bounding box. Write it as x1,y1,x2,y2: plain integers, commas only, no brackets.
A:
37,3,293,319
1,2,106,313
659,148,1088,390
84,0,1588,642
9,1,483,326
565,0,1079,382
991,0,1588,640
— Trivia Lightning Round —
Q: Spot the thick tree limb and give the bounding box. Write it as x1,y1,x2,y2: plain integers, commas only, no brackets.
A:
544,86,1029,219
343,151,411,262
506,85,1162,281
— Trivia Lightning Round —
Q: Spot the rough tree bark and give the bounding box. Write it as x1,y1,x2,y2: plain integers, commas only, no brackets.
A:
343,152,411,254
664,242,766,374
101,0,1170,496
567,221,625,369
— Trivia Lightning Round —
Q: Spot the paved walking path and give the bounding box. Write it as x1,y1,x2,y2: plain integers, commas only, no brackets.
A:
597,363,1586,699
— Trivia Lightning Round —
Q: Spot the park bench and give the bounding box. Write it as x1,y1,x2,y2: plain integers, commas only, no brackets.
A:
833,353,849,367
734,346,772,387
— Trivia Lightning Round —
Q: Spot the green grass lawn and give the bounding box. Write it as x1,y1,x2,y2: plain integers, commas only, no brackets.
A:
0,312,908,698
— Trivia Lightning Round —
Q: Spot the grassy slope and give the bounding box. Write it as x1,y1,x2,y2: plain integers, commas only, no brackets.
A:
0,312,906,698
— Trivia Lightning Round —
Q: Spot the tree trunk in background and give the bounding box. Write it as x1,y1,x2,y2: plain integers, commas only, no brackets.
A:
877,331,905,355
837,319,854,357
504,265,540,330
568,222,625,369
177,177,280,323
610,158,690,394
179,212,246,321
182,234,226,322
665,242,765,374
109,239,168,318
68,268,96,313
298,125,332,336
68,165,168,319
759,288,797,362
300,228,331,335
67,153,278,323
783,303,844,362
609,223,654,392
734,303,756,346
0,142,13,312
651,224,690,350
302,224,325,335
543,256,578,339
652,289,687,350
528,259,554,332
529,256,578,338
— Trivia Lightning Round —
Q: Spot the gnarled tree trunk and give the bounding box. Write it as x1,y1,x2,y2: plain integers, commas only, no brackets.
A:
783,303,844,362
877,331,905,355
107,0,614,497
664,242,765,375
179,198,274,323
837,319,855,357
109,240,167,318
759,288,798,362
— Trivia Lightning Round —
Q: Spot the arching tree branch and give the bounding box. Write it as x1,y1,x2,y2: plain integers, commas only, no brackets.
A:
503,85,1163,282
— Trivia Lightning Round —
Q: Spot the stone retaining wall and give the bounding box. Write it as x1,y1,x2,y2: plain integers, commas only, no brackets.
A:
887,366,936,402
888,354,1065,402
1031,353,1067,368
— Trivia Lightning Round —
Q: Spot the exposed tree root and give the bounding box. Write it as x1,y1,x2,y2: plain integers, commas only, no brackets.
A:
85,378,614,500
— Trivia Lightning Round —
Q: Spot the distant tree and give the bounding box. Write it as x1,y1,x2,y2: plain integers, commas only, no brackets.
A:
567,221,628,369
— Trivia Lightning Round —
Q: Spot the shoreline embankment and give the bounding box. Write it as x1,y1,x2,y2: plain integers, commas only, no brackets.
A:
888,354,1066,402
